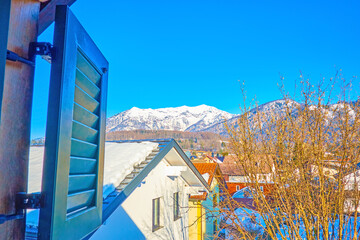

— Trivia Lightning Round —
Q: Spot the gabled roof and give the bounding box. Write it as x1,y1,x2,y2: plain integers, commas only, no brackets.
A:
101,139,210,223
193,163,218,185
219,154,246,176
189,163,217,200
219,154,274,176
26,139,209,239
189,162,227,201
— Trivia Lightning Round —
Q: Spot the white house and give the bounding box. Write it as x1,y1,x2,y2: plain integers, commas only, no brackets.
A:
26,139,209,240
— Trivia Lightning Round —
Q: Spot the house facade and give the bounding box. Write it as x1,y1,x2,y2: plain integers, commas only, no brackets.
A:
219,155,275,196
91,139,210,240
27,139,210,239
189,163,226,240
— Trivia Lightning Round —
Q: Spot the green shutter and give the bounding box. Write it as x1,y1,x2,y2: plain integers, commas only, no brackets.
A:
0,0,11,122
38,5,108,240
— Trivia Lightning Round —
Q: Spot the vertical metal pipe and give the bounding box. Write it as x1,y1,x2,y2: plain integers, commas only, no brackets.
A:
0,0,39,239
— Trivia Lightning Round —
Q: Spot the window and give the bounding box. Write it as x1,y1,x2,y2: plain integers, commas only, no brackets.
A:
213,219,218,235
260,186,264,192
213,192,218,208
236,185,240,191
173,192,180,220
152,198,161,231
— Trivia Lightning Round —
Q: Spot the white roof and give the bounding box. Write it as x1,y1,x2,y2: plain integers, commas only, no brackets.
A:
27,141,158,227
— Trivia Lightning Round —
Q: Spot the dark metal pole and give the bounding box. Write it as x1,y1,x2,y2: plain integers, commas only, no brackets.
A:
0,0,40,239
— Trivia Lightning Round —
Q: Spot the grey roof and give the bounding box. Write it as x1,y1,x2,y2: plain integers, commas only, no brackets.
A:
101,138,210,223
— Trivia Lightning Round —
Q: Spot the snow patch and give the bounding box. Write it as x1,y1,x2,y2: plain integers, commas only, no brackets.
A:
202,173,210,183
26,141,158,228
102,142,158,199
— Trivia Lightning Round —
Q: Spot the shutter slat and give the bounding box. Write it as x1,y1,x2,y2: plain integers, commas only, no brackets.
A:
76,69,100,100
39,6,108,239
76,51,101,86
74,86,99,114
73,103,99,129
68,174,96,194
72,120,98,144
70,157,97,174
67,189,95,213
70,138,97,158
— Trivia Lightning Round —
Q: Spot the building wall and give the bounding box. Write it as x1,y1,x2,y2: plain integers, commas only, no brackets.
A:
189,179,221,240
202,179,220,240
188,200,206,240
92,158,191,240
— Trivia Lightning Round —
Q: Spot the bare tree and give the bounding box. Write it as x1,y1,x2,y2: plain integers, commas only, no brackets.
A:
218,73,360,239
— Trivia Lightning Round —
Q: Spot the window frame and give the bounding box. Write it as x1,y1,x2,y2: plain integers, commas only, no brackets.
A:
173,192,181,221
236,185,240,191
213,219,218,235
152,197,162,231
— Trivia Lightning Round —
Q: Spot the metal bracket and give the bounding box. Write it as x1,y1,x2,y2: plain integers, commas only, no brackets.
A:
0,192,44,225
6,42,54,67
29,42,54,64
6,50,35,67
16,192,44,210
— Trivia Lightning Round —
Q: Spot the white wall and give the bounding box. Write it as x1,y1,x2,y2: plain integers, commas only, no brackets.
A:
344,170,360,191
91,158,191,240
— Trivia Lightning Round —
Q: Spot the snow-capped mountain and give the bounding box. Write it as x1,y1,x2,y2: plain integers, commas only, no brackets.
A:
205,99,358,135
106,105,236,133
106,99,359,136
203,99,301,135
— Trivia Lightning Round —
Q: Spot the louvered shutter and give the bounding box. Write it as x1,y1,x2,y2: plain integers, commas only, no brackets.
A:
0,0,11,121
38,5,108,240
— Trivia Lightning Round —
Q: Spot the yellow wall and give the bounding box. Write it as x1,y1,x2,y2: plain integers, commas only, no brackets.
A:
189,178,219,240
189,200,206,240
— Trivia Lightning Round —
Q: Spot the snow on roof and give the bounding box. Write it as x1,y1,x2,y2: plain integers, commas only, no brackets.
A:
202,173,210,182
26,141,158,228
102,142,158,199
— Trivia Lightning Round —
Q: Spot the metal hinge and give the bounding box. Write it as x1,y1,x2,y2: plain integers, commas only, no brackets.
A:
29,42,54,64
0,192,44,225
16,192,44,209
6,42,54,67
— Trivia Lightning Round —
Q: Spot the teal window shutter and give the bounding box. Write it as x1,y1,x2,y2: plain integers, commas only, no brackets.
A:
0,0,11,122
38,5,108,240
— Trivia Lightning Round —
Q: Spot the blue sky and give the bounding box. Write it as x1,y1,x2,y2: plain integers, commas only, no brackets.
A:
31,0,360,138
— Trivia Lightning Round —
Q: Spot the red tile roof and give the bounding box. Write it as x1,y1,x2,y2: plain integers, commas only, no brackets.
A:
219,155,245,176
193,162,218,185
189,192,208,201
189,163,218,200
219,154,274,176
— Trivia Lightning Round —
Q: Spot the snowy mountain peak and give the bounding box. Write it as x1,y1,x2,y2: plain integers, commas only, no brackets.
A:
106,105,236,133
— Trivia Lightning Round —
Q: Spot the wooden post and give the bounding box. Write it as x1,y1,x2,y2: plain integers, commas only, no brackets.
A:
0,0,39,239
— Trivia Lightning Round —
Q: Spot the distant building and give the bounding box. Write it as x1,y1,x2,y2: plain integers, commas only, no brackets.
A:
219,155,275,196
192,155,223,164
189,163,227,240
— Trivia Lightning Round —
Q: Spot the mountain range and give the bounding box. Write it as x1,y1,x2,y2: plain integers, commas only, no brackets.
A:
31,99,359,146
106,99,358,136
106,105,235,134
